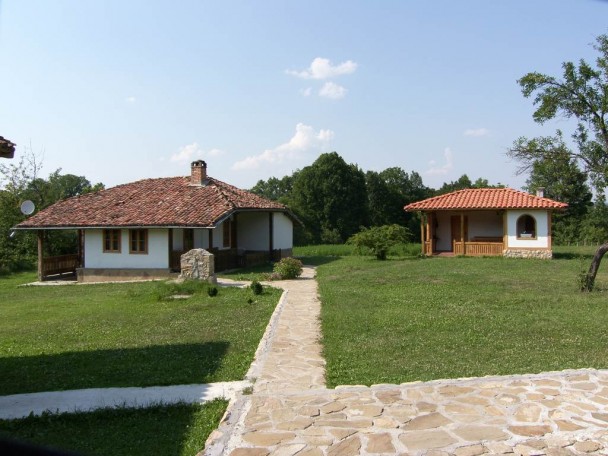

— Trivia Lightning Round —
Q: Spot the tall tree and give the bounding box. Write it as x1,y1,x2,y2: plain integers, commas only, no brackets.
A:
508,34,608,290
522,138,592,244
290,152,368,244
250,173,297,204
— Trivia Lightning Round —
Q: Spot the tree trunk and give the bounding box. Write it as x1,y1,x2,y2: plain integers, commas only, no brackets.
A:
582,242,608,291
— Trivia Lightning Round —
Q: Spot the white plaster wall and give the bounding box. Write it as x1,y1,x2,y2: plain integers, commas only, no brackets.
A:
435,213,452,251
237,212,270,250
84,229,169,268
467,212,503,239
506,210,549,248
273,213,293,249
194,228,208,249
172,229,183,251
434,211,503,251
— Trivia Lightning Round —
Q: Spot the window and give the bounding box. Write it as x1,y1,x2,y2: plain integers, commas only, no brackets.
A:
223,221,231,248
103,229,121,253
129,229,148,254
516,215,536,239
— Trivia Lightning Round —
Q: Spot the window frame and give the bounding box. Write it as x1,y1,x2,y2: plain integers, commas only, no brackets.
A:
129,229,148,254
516,214,537,240
103,229,121,253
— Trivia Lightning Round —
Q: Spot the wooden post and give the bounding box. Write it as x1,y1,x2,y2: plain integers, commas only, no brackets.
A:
460,213,465,256
37,230,43,281
419,213,425,254
231,214,238,249
78,229,85,268
269,212,274,260
168,228,173,268
208,229,213,249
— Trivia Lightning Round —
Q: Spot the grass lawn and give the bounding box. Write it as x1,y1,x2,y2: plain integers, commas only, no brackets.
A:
0,399,227,456
0,273,280,395
317,246,608,387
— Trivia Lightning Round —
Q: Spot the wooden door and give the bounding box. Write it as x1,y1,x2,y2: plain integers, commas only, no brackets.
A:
450,215,468,251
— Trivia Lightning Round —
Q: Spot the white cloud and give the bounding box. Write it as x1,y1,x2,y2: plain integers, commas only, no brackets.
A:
319,82,347,100
170,143,226,163
300,87,313,97
286,57,357,80
125,96,136,103
232,123,334,171
463,128,490,137
425,148,454,176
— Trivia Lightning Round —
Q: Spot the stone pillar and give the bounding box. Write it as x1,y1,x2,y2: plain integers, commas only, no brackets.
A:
179,249,217,283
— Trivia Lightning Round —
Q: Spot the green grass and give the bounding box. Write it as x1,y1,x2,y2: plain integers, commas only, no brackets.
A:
0,275,280,395
0,399,227,456
317,251,608,387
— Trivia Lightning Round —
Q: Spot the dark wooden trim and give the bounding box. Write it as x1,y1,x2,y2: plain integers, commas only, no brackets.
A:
37,230,43,281
269,212,274,257
208,229,213,249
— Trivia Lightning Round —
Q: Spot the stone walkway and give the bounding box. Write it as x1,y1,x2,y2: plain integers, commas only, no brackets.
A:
205,267,608,456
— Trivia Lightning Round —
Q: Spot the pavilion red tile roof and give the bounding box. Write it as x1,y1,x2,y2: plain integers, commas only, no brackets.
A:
16,176,288,229
404,188,568,211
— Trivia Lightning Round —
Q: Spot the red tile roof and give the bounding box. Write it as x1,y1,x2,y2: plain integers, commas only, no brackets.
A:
16,176,288,229
404,188,568,211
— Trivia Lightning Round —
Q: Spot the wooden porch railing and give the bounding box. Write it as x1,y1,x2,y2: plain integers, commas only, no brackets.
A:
41,254,79,278
453,241,504,256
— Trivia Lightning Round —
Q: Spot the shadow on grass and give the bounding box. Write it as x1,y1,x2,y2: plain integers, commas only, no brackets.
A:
0,342,229,396
0,400,228,456
553,251,595,260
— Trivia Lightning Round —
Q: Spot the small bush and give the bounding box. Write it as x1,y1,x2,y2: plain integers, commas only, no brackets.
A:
207,287,218,297
347,225,411,260
250,280,263,295
272,257,303,280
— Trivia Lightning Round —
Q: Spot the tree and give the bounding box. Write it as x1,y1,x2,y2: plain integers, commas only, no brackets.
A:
290,152,368,244
347,224,410,260
522,137,592,244
0,149,105,270
250,174,297,203
436,174,503,195
508,34,608,290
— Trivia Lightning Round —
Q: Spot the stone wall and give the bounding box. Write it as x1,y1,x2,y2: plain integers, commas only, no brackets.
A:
179,248,217,283
503,249,552,260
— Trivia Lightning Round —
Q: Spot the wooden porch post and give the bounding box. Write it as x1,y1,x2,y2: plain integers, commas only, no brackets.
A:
78,229,85,268
37,230,43,281
419,212,425,255
208,229,213,249
168,228,173,267
460,213,465,256
269,212,274,260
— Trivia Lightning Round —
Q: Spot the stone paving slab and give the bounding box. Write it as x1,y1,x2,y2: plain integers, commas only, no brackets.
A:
206,267,608,456
224,369,608,455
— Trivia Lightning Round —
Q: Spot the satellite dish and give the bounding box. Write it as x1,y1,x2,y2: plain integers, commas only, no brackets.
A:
20,200,35,215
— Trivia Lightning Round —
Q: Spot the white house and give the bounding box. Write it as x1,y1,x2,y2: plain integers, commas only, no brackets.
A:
404,188,568,259
16,161,296,281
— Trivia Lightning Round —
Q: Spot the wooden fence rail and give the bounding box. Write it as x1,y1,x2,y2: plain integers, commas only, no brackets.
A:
453,242,504,256
41,254,79,278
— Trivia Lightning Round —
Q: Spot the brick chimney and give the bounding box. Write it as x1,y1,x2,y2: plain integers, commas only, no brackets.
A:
190,160,207,186
536,187,545,198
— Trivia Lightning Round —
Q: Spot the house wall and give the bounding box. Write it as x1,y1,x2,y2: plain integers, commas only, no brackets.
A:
434,211,503,251
237,212,270,251
172,228,209,250
273,212,293,249
506,210,550,249
84,229,169,268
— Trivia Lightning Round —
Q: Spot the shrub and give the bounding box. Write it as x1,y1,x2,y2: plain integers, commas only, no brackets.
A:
347,224,411,260
250,280,263,295
272,257,303,279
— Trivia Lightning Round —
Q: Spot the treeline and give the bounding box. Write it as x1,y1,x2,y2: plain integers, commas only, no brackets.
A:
0,153,104,272
251,152,502,245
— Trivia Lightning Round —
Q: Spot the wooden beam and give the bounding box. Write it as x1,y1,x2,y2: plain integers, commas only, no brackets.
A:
420,213,425,254
168,228,173,267
269,212,274,259
460,213,465,256
37,230,43,281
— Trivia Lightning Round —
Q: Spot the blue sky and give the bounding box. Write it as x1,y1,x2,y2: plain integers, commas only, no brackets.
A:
1,0,607,191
